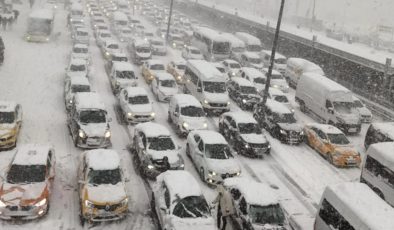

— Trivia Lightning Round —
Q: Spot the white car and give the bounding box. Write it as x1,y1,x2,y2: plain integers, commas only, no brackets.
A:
261,68,289,93
118,87,155,124
118,27,133,42
64,76,91,110
353,96,372,123
181,46,204,60
150,38,167,56
96,29,112,48
151,171,216,230
222,59,242,78
66,58,89,78
237,67,266,92
186,130,241,184
240,51,263,69
109,62,138,94
102,39,121,60
70,43,90,64
151,72,178,102
72,27,89,45
261,87,294,113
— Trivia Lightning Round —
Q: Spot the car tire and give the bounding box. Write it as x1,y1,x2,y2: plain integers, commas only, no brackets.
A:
372,187,385,199
299,101,306,113
199,167,205,182
167,112,172,123
186,144,191,158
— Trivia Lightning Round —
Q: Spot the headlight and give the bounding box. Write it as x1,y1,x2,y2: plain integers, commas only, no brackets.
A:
273,85,279,88
227,101,231,105
291,108,295,113
127,112,133,117
172,43,176,47
78,130,86,138
182,122,189,128
177,75,182,80
116,81,120,86
203,123,208,128
151,112,155,117
244,143,250,149
279,129,287,135
208,170,216,176
300,131,304,135
147,164,154,169
121,198,128,206
69,99,73,104
104,130,111,138
35,198,47,207
0,199,6,208
105,52,110,56
204,99,209,105
231,72,236,76
84,200,94,208
236,171,241,176
242,99,247,103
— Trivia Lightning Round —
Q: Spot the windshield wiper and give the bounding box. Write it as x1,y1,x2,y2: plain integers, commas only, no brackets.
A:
180,202,197,218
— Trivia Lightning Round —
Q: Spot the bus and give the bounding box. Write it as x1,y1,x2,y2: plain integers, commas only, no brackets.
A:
360,142,394,206
191,26,231,61
25,9,55,42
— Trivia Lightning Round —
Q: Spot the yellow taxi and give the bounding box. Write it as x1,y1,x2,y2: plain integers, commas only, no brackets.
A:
167,60,186,84
304,123,361,167
0,101,22,150
141,59,166,84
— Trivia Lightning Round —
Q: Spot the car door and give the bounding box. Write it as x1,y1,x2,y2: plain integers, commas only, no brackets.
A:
119,90,128,112
156,184,170,227
172,104,180,126
78,157,88,200
151,77,158,95
229,188,243,226
189,134,200,162
306,126,319,147
315,128,330,155
195,139,206,172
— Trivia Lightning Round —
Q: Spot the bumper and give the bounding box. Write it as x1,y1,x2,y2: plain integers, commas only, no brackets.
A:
0,204,48,220
76,137,112,149
206,172,240,185
336,123,361,134
279,133,304,145
332,156,361,167
240,145,270,157
25,35,50,42
360,116,372,123
0,135,17,149
74,39,89,44
127,114,154,124
83,206,128,222
203,103,230,114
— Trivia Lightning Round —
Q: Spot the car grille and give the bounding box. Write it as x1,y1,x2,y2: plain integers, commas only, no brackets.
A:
86,137,104,145
134,115,151,119
6,205,18,211
249,143,269,148
221,172,238,179
209,103,227,108
21,205,34,211
94,203,121,212
0,136,13,142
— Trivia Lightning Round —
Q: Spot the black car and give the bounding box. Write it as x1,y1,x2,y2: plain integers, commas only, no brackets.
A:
364,122,394,149
254,99,304,145
227,77,261,110
219,111,270,158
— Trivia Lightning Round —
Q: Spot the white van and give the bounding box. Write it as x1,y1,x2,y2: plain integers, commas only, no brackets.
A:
295,73,361,134
360,142,394,206
315,182,394,230
261,50,287,73
221,33,246,62
183,60,230,115
234,32,262,53
285,57,324,88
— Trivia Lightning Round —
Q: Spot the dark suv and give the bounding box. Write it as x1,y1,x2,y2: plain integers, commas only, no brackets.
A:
364,122,394,149
227,77,261,110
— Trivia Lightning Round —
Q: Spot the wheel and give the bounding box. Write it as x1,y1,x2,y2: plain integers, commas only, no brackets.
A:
199,167,205,182
79,200,85,226
372,188,385,199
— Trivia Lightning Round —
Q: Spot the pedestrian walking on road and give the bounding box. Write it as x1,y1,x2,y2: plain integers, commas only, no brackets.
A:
212,185,235,230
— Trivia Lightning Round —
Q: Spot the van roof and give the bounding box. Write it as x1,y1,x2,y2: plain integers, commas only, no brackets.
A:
113,62,134,71
187,60,224,82
159,171,202,201
367,142,394,170
125,86,148,97
191,130,227,144
234,32,261,45
243,51,260,59
29,9,54,20
13,144,52,166
221,33,245,48
223,111,257,124
69,76,90,86
301,73,350,94
85,149,120,171
324,182,394,230
371,122,394,139
231,77,255,87
135,122,171,138
171,94,202,108
0,101,17,112
265,99,292,114
268,87,284,96
194,26,228,42
74,92,105,111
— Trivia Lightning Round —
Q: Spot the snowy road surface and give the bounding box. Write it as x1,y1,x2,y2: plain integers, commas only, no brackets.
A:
0,1,382,230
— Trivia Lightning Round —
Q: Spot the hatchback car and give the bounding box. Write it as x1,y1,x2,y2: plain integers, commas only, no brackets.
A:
151,72,178,102
0,101,22,149
227,77,261,110
222,59,242,78
64,76,91,110
70,43,90,64
141,59,166,84
150,38,167,56
238,67,267,92
118,87,155,124
261,68,289,93
181,46,204,60
102,39,121,60
167,60,186,84
240,52,263,69
109,62,138,95
66,58,89,78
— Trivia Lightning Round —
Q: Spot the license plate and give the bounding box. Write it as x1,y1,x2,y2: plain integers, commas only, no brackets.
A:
348,128,357,132
87,138,99,145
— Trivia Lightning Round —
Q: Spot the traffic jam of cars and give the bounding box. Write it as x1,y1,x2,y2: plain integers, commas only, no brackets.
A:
1,0,394,229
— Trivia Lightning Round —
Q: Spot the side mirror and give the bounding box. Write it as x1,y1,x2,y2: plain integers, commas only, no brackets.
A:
328,107,334,114
174,112,179,117
108,117,113,122
197,87,202,93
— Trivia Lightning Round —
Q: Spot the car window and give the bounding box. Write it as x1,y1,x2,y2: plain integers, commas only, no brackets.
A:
239,197,248,215
230,120,237,128
231,188,241,200
194,134,200,143
164,186,170,208
198,140,204,152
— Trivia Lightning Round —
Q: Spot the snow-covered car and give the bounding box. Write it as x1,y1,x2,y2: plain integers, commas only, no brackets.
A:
128,38,152,65
78,149,128,225
150,38,167,56
222,59,242,78
72,27,89,45
132,122,184,179
156,27,167,39
219,111,270,158
95,29,112,48
186,130,241,184
168,33,185,49
260,87,294,113
364,122,394,149
254,99,304,145
0,144,55,220
223,178,291,230
181,46,204,60
352,96,372,123
90,15,106,28
227,77,261,110
117,27,133,42
168,94,208,137
101,39,121,60
93,23,109,36
67,92,112,148
151,72,178,102
110,51,128,63
141,59,166,84
0,101,22,149
261,68,289,93
240,52,263,69
151,171,216,230
118,87,155,124
64,76,91,110
71,43,90,64
304,123,361,167
66,58,89,78
238,67,266,92
261,50,287,74
142,31,155,41
109,62,138,95
167,60,186,84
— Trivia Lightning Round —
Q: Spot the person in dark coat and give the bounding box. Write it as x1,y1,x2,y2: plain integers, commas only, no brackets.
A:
12,10,19,23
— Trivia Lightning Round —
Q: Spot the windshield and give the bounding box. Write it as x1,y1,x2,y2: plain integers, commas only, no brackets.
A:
275,58,287,65
129,95,149,104
160,80,176,88
203,81,226,93
230,63,241,69
136,47,151,53
213,41,230,54
173,196,211,218
205,144,232,159
247,45,262,52
151,41,164,46
274,113,296,123
0,112,15,123
240,86,257,94
176,64,186,70
271,74,283,80
150,64,165,70
216,67,226,73
71,85,90,93
116,71,135,79
191,49,201,54
250,204,286,226
274,95,288,103
70,64,86,72
73,47,88,53
181,106,205,117
232,47,245,53
327,133,350,145
7,165,46,184
77,31,88,36
79,110,106,123
333,102,353,114
239,123,262,134
108,44,119,49
27,19,51,34
88,168,122,185
101,33,111,38
353,100,363,108
112,56,128,62
254,78,266,84
122,30,132,34
148,136,175,151
250,58,261,64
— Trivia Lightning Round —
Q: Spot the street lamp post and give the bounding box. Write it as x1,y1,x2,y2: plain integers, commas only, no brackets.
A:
261,0,286,105
165,0,174,43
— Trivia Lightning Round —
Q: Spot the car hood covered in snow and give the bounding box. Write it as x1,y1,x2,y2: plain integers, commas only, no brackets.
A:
278,123,303,132
170,216,216,230
1,182,47,205
86,182,127,203
204,92,229,104
205,158,240,174
127,103,153,114
180,116,207,130
80,122,108,137
147,149,181,165
241,133,267,144
159,86,178,97
0,123,17,136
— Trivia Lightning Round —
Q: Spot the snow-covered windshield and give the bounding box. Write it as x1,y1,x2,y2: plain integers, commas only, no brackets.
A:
213,41,230,54
160,80,176,88
230,63,241,69
116,71,135,79
274,113,296,124
333,102,353,114
88,168,121,185
136,47,150,53
71,85,90,93
249,204,286,225
249,58,261,64
271,74,283,80
247,45,262,52
254,78,266,84
79,110,106,123
107,44,119,49
353,100,363,108
203,81,226,93
129,95,149,104
148,137,175,151
70,64,86,72
239,123,262,134
77,31,88,36
327,133,350,145
205,144,232,159
73,47,88,53
177,64,186,70
100,33,111,38
240,86,257,94
275,58,287,65
181,106,205,117
191,49,201,54
274,95,289,103
232,47,245,53
0,112,15,123
150,64,165,70
7,165,46,184
173,196,210,218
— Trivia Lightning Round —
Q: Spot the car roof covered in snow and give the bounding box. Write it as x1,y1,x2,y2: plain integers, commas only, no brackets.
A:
74,92,105,111
234,32,261,45
159,171,202,200
302,73,350,93
76,27,89,32
191,130,227,144
147,59,165,66
0,101,17,112
194,26,228,42
231,77,255,87
113,62,134,71
265,99,292,114
70,58,87,65
268,87,284,96
371,122,394,139
324,182,394,230
73,43,89,49
125,86,148,97
307,123,344,134
367,142,394,170
224,178,279,206
85,149,120,171
172,94,202,108
105,39,119,46
223,59,240,64
133,38,150,47
13,144,53,166
287,58,324,75
135,122,171,137
241,67,265,78
221,33,245,48
262,68,281,76
222,111,257,124
261,50,286,60
29,9,54,20
69,76,90,86
155,72,175,81
243,51,260,59
113,11,128,21
71,3,83,11
187,60,224,82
